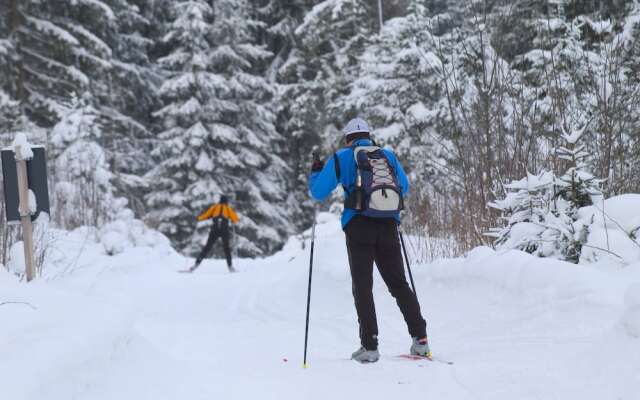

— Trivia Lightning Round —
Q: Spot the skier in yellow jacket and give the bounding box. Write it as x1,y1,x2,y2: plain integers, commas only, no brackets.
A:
189,195,239,273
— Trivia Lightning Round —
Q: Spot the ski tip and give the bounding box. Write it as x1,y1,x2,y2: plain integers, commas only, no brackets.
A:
303,363,310,369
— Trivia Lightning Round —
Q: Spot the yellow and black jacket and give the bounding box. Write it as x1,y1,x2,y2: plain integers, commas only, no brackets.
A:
195,203,239,267
197,203,240,224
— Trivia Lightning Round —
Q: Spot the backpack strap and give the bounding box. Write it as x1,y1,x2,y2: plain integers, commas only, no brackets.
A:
333,153,340,180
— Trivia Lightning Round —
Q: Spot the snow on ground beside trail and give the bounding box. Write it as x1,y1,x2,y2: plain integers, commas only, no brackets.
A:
1,212,639,400
623,283,640,337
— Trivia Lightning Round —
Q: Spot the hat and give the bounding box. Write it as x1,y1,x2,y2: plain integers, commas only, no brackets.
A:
219,195,229,204
343,118,370,136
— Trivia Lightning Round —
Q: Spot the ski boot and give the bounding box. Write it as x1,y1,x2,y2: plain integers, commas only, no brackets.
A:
410,337,432,359
351,347,380,363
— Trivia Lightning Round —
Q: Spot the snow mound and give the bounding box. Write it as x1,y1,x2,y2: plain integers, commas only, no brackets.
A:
429,247,631,306
622,282,640,338
581,227,640,265
0,263,14,283
580,194,640,233
100,209,172,255
466,245,496,261
579,194,640,265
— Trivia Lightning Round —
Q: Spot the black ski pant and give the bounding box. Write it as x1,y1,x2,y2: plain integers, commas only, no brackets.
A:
345,216,427,350
196,228,232,267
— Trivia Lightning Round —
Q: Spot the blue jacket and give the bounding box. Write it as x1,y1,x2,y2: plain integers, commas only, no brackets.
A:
309,138,410,229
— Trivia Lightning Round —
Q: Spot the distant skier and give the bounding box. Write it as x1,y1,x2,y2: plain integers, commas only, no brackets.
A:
308,118,430,363
189,195,239,273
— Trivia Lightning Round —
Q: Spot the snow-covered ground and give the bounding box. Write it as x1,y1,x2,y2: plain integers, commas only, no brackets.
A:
1,213,639,400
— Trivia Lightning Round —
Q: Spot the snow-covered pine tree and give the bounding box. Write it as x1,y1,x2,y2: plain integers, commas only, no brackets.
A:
507,0,640,196
207,0,292,256
8,0,115,127
50,93,117,229
555,120,604,262
102,0,159,214
0,38,21,259
294,0,376,128
255,0,316,234
340,1,449,180
490,119,604,263
147,0,291,257
145,0,217,253
556,122,603,210
272,0,379,226
255,0,308,70
0,4,46,144
0,37,20,139
489,171,560,257
336,1,463,239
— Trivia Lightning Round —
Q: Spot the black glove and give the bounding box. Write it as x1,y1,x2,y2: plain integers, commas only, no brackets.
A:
311,151,324,172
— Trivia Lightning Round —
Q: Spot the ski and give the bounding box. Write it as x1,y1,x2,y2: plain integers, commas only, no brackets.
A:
179,266,237,273
396,354,454,365
178,264,198,273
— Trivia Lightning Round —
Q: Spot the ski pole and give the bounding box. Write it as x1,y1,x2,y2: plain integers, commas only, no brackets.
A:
303,214,317,369
231,224,238,270
399,230,418,295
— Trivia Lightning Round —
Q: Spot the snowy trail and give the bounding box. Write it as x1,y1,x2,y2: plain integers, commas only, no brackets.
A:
2,214,640,399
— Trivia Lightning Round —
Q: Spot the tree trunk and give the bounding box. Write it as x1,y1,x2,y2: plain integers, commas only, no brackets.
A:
8,0,25,104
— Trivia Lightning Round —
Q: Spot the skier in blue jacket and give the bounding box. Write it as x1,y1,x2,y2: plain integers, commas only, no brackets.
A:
309,118,430,363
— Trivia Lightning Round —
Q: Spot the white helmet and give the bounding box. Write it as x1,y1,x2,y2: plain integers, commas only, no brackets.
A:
343,118,370,137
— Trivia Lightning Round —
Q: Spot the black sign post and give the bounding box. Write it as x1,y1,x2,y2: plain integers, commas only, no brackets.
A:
2,146,50,223
1,145,50,281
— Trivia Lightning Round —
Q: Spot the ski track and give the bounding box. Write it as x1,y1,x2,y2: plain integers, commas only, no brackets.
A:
2,216,640,399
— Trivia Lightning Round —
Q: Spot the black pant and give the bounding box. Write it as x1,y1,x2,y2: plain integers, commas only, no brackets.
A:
196,227,232,267
345,216,427,350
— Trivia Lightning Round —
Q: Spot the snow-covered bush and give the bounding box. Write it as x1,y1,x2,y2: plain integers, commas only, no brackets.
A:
100,207,172,256
7,241,26,276
489,171,577,259
32,214,54,277
489,122,603,263
3,223,52,280
50,93,117,230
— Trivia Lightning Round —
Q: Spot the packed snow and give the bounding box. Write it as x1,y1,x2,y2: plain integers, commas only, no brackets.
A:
1,213,639,399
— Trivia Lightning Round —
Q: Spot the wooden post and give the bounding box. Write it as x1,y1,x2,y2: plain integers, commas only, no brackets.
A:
15,145,35,282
